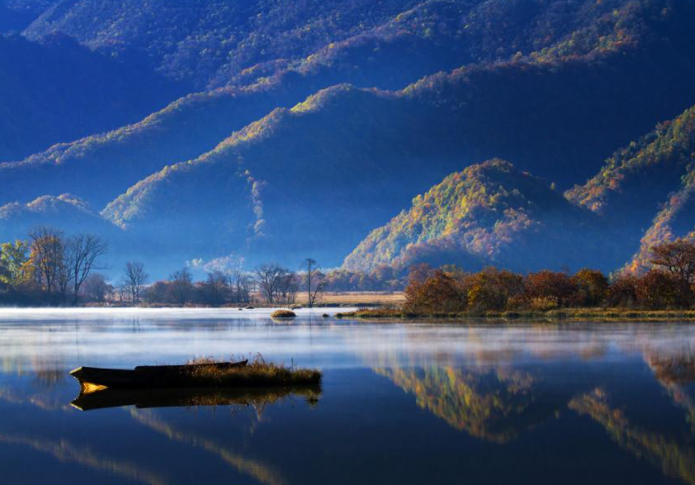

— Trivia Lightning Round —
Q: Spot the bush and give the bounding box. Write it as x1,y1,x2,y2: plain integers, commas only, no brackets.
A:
271,309,296,318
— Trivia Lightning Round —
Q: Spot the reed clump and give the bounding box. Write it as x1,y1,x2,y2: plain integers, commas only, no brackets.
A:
271,309,296,319
186,355,321,387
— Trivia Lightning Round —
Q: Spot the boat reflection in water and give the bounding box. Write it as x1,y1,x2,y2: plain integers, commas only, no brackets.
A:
71,384,322,411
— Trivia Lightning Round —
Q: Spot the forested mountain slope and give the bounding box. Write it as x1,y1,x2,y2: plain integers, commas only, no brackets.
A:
23,0,637,89
2,0,676,208
350,103,695,274
343,160,616,272
2,0,695,274
567,105,695,274
0,33,185,162
100,22,695,269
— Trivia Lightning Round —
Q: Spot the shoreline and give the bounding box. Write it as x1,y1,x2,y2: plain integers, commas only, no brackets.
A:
335,308,695,323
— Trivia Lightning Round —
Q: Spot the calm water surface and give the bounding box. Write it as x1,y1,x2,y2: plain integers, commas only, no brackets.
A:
0,308,694,485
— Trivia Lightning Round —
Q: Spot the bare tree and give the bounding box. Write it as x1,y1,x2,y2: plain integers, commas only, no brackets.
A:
122,261,148,304
169,267,194,304
300,258,325,308
65,234,108,305
80,273,112,303
230,270,252,303
201,270,229,305
255,263,289,303
28,226,65,294
277,272,299,304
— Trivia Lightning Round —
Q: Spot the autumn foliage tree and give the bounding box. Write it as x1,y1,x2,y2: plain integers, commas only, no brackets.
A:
649,239,695,306
524,270,577,309
405,268,466,313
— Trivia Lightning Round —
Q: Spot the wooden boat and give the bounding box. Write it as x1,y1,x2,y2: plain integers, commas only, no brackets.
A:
70,360,248,390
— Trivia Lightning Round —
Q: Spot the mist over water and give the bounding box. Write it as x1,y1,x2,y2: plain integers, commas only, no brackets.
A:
0,309,694,485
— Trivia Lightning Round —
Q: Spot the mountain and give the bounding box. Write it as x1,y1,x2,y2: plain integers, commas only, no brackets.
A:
349,102,695,275
566,105,695,273
3,0,679,209
0,33,186,162
3,0,695,275
96,5,695,271
23,0,428,89
22,0,638,89
0,194,118,240
344,159,616,273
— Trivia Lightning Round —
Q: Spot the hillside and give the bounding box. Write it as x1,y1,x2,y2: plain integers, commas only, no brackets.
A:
344,160,617,273
23,0,635,89
0,0,671,208
0,194,118,241
566,105,695,271
2,0,695,274
0,33,185,162
24,0,426,89
95,11,695,271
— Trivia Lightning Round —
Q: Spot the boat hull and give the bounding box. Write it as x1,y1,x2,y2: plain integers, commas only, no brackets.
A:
70,361,248,390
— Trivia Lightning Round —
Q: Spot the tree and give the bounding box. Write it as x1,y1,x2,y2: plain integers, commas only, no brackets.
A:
80,273,112,303
463,267,524,311
405,269,466,313
28,227,65,294
255,263,289,303
301,258,325,308
65,234,108,305
524,270,577,308
635,270,681,309
169,267,194,304
650,239,695,305
606,273,639,307
0,240,29,289
571,269,609,307
230,270,252,303
277,272,299,304
200,270,229,305
122,261,148,304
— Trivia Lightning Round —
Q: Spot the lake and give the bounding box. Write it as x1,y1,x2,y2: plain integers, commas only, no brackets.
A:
0,308,694,485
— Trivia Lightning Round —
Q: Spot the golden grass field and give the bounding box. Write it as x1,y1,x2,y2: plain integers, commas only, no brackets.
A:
294,291,405,306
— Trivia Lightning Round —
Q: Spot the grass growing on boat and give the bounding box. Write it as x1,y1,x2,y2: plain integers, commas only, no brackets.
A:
186,355,321,387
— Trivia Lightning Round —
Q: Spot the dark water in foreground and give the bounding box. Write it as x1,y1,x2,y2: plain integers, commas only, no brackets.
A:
0,308,694,485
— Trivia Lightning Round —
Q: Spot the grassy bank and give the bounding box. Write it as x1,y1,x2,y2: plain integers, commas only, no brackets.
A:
335,308,695,322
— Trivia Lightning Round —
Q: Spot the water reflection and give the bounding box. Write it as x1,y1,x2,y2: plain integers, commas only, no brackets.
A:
128,408,287,485
0,311,694,485
570,388,695,485
373,365,555,443
71,385,322,411
0,432,168,485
